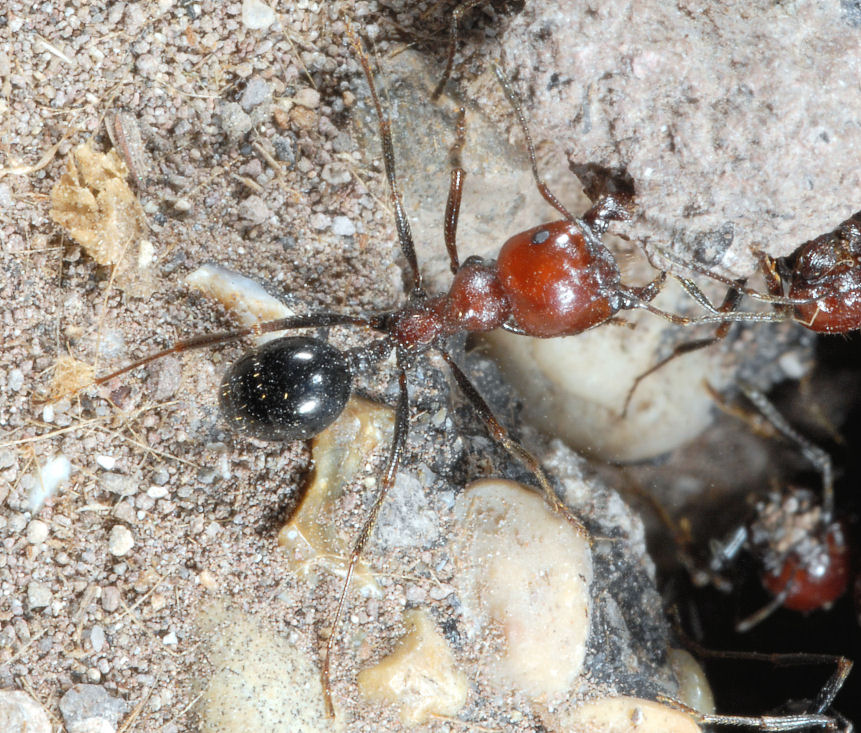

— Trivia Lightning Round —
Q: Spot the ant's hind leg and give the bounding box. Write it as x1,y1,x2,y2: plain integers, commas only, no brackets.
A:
432,0,485,100
94,313,380,386
320,359,410,718
439,347,588,537
346,25,423,294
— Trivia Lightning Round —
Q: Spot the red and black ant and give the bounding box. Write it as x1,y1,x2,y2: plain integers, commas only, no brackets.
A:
682,385,852,633
85,22,788,719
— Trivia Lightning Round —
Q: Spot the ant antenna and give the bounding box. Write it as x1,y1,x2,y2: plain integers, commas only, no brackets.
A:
737,384,835,520
432,0,485,100
492,63,576,221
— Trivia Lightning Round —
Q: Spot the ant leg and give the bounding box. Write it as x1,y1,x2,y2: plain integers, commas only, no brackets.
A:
669,624,853,729
321,355,410,718
738,384,835,519
690,705,840,730
649,243,812,307
810,656,853,715
734,582,795,632
439,347,588,536
444,108,467,274
347,26,424,294
94,313,380,385
493,64,575,221
432,0,485,100
620,286,743,417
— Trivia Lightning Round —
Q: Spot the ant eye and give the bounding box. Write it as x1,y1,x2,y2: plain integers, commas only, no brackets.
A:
219,336,352,441
531,228,550,245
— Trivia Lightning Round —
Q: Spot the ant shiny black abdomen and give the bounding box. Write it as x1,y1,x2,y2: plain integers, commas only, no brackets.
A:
220,335,352,441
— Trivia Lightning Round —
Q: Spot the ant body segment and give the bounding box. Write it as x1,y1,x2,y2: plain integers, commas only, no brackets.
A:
691,385,850,632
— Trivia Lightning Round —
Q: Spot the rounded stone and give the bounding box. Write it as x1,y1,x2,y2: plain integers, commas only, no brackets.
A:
107,526,134,557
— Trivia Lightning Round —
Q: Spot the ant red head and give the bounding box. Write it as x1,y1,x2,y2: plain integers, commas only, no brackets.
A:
751,488,850,613
784,210,861,333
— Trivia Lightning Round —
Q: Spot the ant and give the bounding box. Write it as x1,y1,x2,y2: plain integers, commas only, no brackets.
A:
682,384,851,633
624,210,861,413
85,22,779,720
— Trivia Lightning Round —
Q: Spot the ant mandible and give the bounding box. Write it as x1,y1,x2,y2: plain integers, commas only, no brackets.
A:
89,24,763,717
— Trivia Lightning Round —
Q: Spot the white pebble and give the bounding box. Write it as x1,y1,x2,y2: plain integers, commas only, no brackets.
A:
95,455,117,471
107,526,134,557
27,581,52,609
186,264,294,346
28,454,72,512
331,215,356,237
241,0,275,29
26,519,49,544
452,479,593,701
162,630,178,646
89,625,106,653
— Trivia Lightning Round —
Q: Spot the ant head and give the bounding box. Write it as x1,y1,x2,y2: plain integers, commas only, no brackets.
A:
750,488,850,612
219,335,352,441
788,212,861,332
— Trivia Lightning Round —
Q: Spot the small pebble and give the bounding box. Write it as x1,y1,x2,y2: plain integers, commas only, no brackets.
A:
220,102,252,143
99,472,136,496
173,198,193,214
89,625,106,653
272,134,296,164
240,78,271,112
26,519,49,544
162,630,178,646
101,586,121,613
238,195,271,224
309,213,331,231
95,455,117,471
107,526,134,557
28,455,72,511
293,87,320,109
134,53,159,78
8,368,24,391
331,216,356,237
59,684,128,733
241,0,275,29
321,162,351,186
27,581,52,609
0,689,51,733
